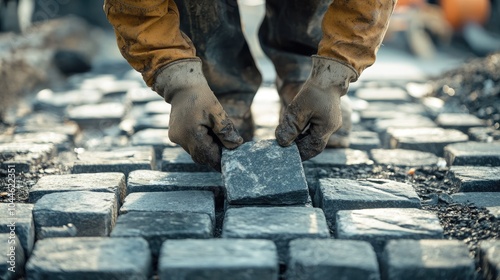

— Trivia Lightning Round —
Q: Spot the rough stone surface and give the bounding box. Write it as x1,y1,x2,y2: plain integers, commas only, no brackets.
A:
370,149,440,167
111,212,212,257
222,207,330,261
0,132,70,151
66,102,126,125
349,131,381,150
221,140,309,205
355,88,411,103
478,240,500,280
162,147,214,172
447,166,500,192
0,203,35,256
336,208,444,252
120,191,215,223
38,224,78,239
444,142,500,166
0,143,56,172
159,239,278,280
451,192,500,218
382,240,474,280
15,122,80,142
288,239,380,280
468,127,500,142
131,129,177,158
29,172,126,203
303,149,373,168
388,127,469,156
72,146,155,176
315,178,421,226
33,191,117,236
0,234,25,280
26,237,151,279
436,113,486,132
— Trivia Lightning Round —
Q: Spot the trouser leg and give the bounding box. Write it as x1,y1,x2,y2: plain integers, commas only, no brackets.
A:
176,0,261,141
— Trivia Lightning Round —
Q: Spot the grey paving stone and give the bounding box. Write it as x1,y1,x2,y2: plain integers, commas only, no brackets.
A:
125,87,162,104
134,114,170,132
478,240,500,280
349,131,381,150
35,88,102,111
127,170,224,204
30,172,126,203
111,212,212,258
388,127,469,156
26,237,151,280
0,143,56,172
14,122,80,142
382,240,474,280
359,102,427,121
0,204,34,256
355,87,411,103
38,224,78,239
468,127,500,142
0,233,25,280
315,179,421,226
288,239,379,280
445,142,500,166
374,116,437,137
336,208,444,253
120,191,215,224
370,149,440,167
447,166,500,192
159,239,278,280
131,129,177,158
144,100,171,115
0,132,71,151
162,147,214,172
222,140,308,206
303,149,373,168
33,191,117,237
72,146,155,176
222,207,330,262
451,192,500,218
66,102,126,126
436,113,486,132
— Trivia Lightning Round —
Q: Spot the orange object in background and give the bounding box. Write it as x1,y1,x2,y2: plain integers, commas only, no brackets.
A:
396,0,426,8
440,0,491,29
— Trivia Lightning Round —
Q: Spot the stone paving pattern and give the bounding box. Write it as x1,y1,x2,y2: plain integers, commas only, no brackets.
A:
1,68,499,280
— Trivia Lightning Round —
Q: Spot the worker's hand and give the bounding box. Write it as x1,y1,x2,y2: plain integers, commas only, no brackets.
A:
275,56,358,161
154,59,243,171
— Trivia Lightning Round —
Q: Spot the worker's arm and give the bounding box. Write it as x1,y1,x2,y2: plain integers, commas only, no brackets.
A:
104,0,243,171
276,0,396,160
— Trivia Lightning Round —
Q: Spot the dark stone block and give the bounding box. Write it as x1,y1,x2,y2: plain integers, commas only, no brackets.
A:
451,192,500,218
134,114,170,132
221,140,309,206
447,166,500,192
444,142,500,166
26,237,151,279
159,239,278,280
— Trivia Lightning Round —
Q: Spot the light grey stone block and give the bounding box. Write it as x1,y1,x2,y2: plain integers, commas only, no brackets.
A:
0,143,56,172
355,88,411,103
436,113,486,132
0,233,25,280
131,129,176,158
66,102,126,125
478,240,500,280
370,149,440,167
0,132,70,152
445,142,500,166
388,128,469,156
349,131,381,150
144,100,171,115
447,166,500,192
0,203,35,256
303,149,373,168
126,87,162,104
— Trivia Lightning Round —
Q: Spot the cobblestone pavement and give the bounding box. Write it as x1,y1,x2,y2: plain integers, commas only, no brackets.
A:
0,61,499,280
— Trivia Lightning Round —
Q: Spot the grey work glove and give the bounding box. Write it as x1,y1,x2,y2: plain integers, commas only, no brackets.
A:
153,58,243,171
276,56,358,161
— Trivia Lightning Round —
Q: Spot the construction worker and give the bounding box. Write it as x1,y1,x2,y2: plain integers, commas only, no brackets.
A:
104,0,396,170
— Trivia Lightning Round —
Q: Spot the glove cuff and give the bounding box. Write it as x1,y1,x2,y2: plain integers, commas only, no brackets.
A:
152,58,209,103
309,55,359,93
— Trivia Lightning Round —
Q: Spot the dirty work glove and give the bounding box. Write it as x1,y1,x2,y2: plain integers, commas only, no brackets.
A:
276,56,358,161
153,58,243,171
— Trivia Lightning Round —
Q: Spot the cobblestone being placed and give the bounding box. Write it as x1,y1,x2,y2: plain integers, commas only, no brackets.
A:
72,146,155,176
387,127,469,156
159,239,278,280
336,208,444,253
222,207,330,262
444,142,500,166
131,129,177,158
0,234,25,280
315,178,420,227
0,204,34,256
161,147,214,172
446,166,500,192
370,149,440,167
0,143,56,172
26,237,151,279
478,240,500,280
29,172,126,203
120,191,215,224
303,149,373,168
222,140,309,206
111,212,212,258
381,240,475,280
287,239,380,280
451,192,500,218
33,191,118,237
435,113,486,132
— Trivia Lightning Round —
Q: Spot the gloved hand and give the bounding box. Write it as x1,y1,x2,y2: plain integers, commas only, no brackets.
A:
276,56,358,161
153,58,243,171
